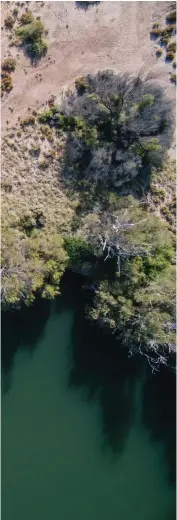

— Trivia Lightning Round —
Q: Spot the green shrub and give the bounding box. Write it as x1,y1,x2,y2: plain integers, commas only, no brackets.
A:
38,108,55,123
167,41,176,53
38,107,76,131
13,7,19,17
160,26,176,36
150,27,161,38
39,124,53,139
165,24,176,34
26,37,48,59
161,205,174,223
160,34,171,45
170,72,176,84
4,15,14,28
156,48,162,57
2,58,16,72
166,10,176,23
64,236,93,265
16,20,48,60
166,50,175,61
38,158,49,169
1,72,13,95
1,180,12,192
75,76,89,95
150,185,166,201
173,60,176,68
16,20,44,42
19,10,34,25
20,116,35,126
29,144,40,156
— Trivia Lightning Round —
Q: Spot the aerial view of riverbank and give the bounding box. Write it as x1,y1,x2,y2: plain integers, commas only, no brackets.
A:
1,2,176,519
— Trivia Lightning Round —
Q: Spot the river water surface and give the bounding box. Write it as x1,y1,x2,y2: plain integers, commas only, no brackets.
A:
2,274,176,520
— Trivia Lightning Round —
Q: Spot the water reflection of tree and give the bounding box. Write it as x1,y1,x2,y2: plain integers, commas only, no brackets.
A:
57,271,141,456
1,298,50,394
2,270,176,478
142,367,176,486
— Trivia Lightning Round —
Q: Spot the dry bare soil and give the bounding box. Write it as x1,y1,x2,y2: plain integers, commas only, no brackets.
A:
1,0,176,144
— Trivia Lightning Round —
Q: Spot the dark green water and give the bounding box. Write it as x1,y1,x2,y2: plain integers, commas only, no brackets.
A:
2,274,176,520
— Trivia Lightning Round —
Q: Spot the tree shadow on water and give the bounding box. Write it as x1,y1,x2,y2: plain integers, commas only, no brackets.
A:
142,366,176,486
1,297,51,395
62,274,142,457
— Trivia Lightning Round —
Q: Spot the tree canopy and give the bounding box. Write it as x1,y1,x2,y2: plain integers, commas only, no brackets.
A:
60,70,174,188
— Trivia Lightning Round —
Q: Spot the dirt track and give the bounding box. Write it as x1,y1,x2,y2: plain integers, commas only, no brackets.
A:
1,1,175,132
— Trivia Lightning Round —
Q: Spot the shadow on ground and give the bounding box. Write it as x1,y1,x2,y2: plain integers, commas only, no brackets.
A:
75,1,100,11
1,297,51,394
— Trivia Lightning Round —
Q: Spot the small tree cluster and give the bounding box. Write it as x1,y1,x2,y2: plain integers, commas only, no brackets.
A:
16,17,48,60
76,191,176,370
89,252,175,371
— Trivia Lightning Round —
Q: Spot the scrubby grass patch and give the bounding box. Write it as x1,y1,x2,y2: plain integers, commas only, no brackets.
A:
150,8,176,83
149,160,176,231
4,14,15,29
20,116,36,126
2,119,78,307
19,10,34,25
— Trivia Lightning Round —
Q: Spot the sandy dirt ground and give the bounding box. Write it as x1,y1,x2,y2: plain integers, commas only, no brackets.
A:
1,0,176,145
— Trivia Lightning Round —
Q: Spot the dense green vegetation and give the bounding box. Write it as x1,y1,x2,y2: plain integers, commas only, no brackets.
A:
2,71,176,369
1,227,68,307
89,251,175,370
